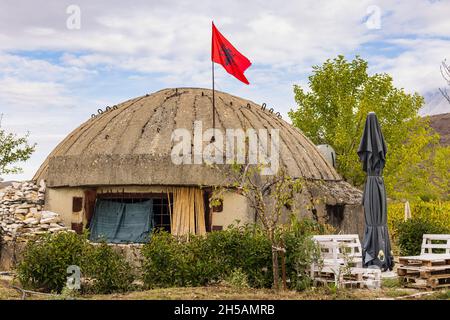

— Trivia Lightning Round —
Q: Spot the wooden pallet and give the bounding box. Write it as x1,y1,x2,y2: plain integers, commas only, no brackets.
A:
310,235,381,289
397,236,450,290
311,266,381,289
397,265,450,278
398,254,450,268
400,274,450,290
313,277,369,289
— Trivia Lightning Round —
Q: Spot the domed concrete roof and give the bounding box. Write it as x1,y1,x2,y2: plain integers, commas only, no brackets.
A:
34,88,341,187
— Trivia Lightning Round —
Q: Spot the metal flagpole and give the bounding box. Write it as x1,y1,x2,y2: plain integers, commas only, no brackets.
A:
211,60,216,142
212,61,216,130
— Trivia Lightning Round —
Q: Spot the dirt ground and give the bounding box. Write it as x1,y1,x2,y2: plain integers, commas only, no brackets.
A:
0,277,448,300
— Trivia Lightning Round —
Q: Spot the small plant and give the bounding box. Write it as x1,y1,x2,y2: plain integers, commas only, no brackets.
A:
225,268,249,288
333,243,355,289
56,285,81,300
282,218,321,291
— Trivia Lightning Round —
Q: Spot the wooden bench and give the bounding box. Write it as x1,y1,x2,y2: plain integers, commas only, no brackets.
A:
310,234,381,289
398,234,450,290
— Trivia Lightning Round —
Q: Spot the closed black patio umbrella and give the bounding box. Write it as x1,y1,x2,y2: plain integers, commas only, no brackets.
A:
357,112,394,271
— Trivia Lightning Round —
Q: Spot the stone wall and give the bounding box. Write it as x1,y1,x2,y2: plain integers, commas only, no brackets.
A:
0,181,68,241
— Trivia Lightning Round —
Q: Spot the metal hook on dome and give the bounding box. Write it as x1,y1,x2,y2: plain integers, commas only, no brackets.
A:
269,108,274,113
276,112,282,119
91,114,96,119
105,106,111,112
247,103,251,109
112,105,118,110
261,103,266,110
97,109,103,114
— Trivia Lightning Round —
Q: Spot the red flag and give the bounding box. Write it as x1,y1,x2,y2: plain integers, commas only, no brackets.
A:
211,22,251,85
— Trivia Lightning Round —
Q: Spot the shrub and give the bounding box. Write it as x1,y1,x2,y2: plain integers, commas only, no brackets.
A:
201,224,273,288
388,201,450,237
83,242,135,294
141,230,186,288
141,219,322,291
396,218,449,256
17,232,135,294
17,231,89,293
141,226,273,288
388,201,450,255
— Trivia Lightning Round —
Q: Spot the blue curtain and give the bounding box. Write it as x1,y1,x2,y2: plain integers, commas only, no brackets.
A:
89,199,154,243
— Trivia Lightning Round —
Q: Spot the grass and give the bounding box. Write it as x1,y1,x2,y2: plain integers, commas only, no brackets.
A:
0,277,448,300
422,290,450,300
381,277,401,288
0,280,21,300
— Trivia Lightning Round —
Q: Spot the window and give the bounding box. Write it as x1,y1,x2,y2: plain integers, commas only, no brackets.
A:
89,193,173,243
72,197,83,212
326,204,345,228
152,196,172,232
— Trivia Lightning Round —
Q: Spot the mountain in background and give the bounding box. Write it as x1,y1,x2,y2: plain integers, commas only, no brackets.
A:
428,112,450,146
421,91,450,116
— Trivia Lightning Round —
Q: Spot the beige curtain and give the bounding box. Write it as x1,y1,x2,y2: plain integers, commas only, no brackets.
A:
171,187,206,237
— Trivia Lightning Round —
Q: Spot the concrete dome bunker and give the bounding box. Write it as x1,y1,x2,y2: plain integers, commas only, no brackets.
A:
34,88,364,241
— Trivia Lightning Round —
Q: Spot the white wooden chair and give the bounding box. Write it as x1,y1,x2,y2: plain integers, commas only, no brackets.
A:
399,234,450,266
310,234,381,289
420,234,450,255
398,234,450,289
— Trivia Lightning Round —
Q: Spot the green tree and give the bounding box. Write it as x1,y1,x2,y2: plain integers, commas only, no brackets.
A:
0,117,36,177
288,55,448,200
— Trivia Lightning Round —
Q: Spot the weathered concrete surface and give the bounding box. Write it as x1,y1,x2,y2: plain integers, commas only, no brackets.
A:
32,87,364,237
34,88,341,187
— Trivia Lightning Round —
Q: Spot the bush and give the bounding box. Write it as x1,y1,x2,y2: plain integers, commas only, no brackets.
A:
141,225,272,289
388,201,450,255
142,230,191,288
141,219,322,291
17,232,135,294
203,224,273,288
83,242,135,294
396,218,449,256
388,201,450,236
17,231,89,293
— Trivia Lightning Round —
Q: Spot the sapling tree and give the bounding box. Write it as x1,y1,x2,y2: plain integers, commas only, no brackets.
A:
211,163,302,290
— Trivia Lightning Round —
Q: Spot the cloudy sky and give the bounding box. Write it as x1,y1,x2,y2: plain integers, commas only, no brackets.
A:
1,0,449,181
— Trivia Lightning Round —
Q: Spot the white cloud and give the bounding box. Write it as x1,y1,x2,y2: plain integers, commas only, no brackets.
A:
0,77,73,108
0,0,449,180
368,38,450,94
